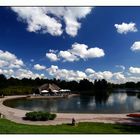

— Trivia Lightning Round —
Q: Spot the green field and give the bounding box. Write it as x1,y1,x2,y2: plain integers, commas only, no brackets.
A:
0,118,140,134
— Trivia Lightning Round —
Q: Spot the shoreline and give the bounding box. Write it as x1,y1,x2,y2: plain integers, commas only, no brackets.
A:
0,95,140,126
27,93,79,99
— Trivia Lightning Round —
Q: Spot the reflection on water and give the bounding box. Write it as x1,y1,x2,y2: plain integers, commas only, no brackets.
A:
4,91,140,114
94,91,110,105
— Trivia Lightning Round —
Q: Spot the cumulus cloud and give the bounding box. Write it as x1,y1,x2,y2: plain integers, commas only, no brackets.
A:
11,7,63,36
35,65,140,83
114,22,138,34
0,49,46,79
46,43,105,62
11,7,92,37
3,67,46,79
46,65,136,84
130,41,140,51
114,73,125,80
113,72,126,83
0,69,14,77
46,53,59,61
99,71,113,80
0,60,8,67
59,50,79,62
2,49,140,83
85,68,95,74
88,71,113,80
47,65,87,81
127,76,140,83
129,66,140,74
13,68,45,79
34,64,46,70
46,65,127,83
70,43,105,59
63,7,92,36
47,65,58,76
0,50,24,69
85,69,127,84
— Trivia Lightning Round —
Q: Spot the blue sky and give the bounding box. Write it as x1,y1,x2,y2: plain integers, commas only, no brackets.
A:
1,7,140,83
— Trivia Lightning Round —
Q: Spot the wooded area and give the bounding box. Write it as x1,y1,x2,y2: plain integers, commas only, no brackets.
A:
0,74,140,95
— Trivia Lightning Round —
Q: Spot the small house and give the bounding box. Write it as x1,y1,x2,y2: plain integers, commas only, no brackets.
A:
38,83,61,95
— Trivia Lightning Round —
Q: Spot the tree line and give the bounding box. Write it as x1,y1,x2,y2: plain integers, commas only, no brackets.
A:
0,74,140,95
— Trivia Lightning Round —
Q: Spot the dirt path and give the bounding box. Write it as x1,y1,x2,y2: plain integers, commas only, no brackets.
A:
0,95,140,126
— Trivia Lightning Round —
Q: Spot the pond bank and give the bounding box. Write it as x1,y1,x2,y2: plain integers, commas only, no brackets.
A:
27,93,79,99
0,95,140,126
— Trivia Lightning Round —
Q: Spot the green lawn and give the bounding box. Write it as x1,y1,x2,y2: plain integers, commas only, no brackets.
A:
0,118,140,134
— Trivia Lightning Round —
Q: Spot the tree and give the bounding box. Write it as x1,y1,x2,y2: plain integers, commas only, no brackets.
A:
0,74,7,89
78,79,94,91
125,82,136,89
94,79,109,91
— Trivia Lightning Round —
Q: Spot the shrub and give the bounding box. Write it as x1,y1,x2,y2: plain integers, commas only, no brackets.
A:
49,114,57,120
25,111,57,121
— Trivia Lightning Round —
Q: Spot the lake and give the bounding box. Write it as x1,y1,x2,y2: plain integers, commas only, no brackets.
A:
3,91,140,113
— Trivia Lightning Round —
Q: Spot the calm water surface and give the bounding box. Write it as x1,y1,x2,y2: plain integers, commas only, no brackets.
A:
4,92,140,113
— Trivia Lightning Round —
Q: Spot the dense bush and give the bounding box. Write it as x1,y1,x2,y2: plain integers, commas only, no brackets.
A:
49,113,57,120
25,111,57,121
0,86,33,96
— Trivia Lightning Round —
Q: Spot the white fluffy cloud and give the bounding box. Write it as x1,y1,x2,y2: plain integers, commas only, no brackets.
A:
127,76,140,82
11,7,63,36
47,65,58,76
129,67,140,74
59,50,79,62
46,65,140,83
114,72,125,80
11,7,92,37
46,65,134,84
70,43,105,59
34,64,46,70
88,71,113,80
99,71,113,80
2,67,46,79
2,49,140,83
47,65,87,81
0,50,46,79
0,50,24,69
130,41,140,51
46,53,59,61
46,43,105,62
63,7,92,37
46,65,126,83
13,68,45,79
0,60,8,67
114,22,138,34
0,69,14,77
85,68,95,74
